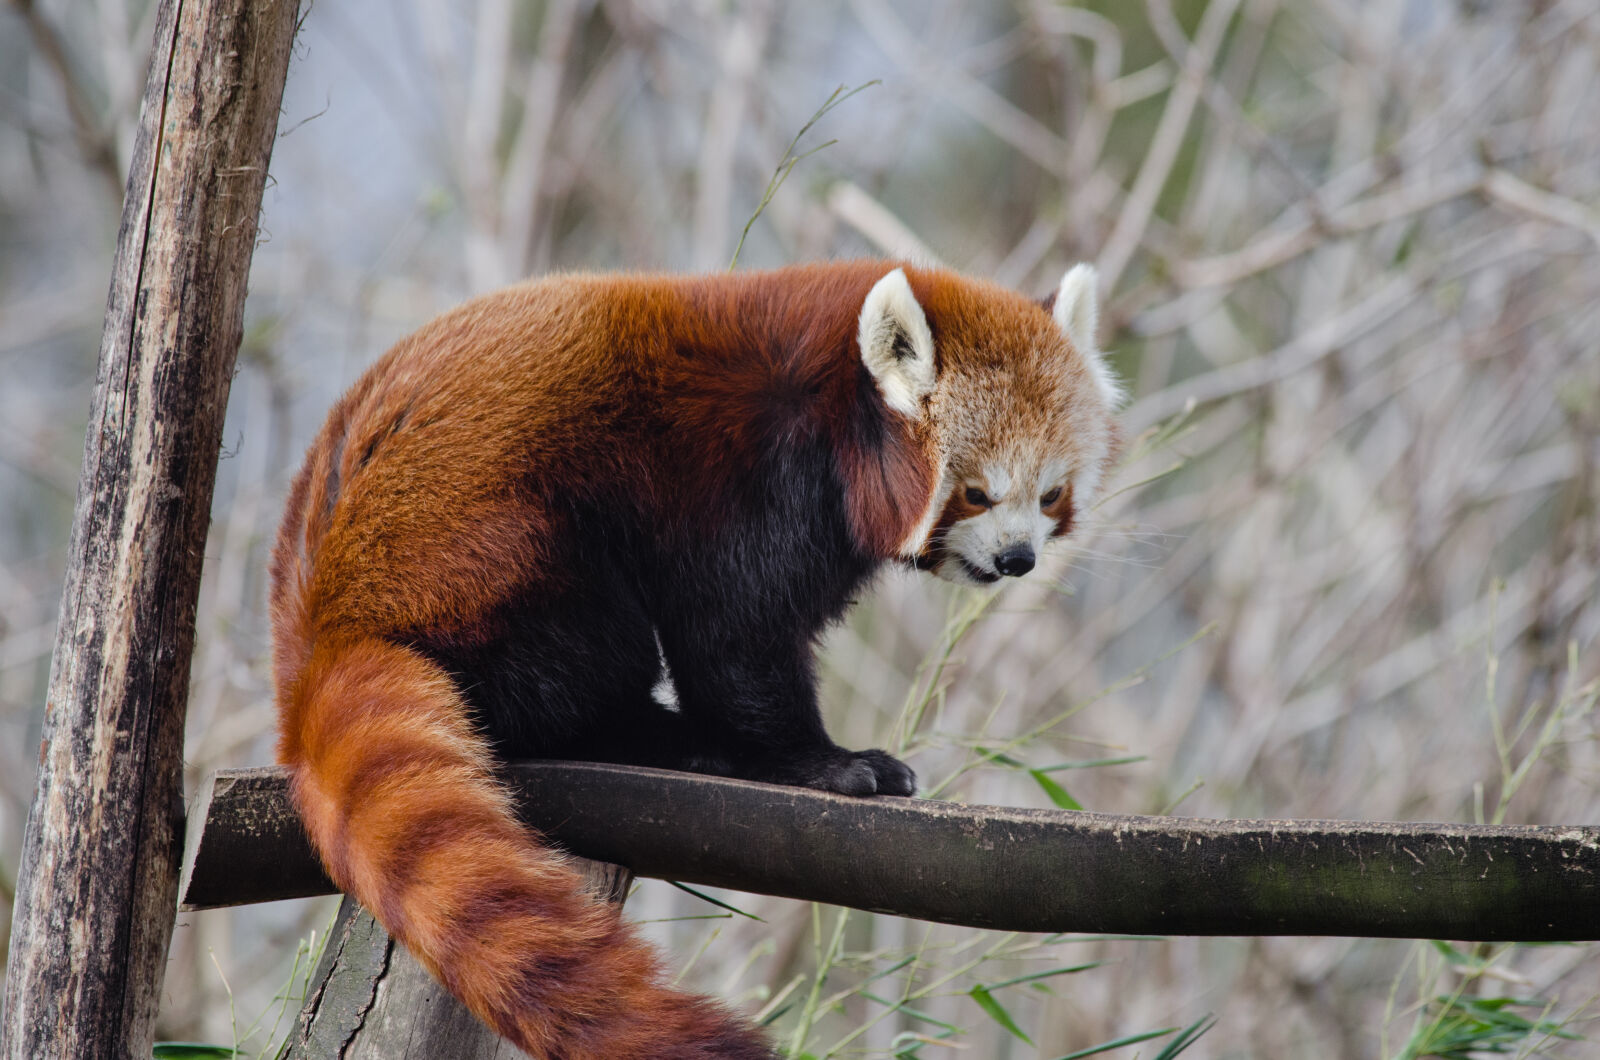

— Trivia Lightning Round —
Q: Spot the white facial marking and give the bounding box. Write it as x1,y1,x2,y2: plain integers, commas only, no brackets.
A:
1041,459,1071,505
931,462,1073,586
895,458,950,558
979,465,1010,503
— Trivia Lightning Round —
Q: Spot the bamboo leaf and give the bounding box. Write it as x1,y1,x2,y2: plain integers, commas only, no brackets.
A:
968,984,1033,1045
1152,1014,1218,1059
1029,768,1083,810
1033,756,1148,772
984,962,1105,991
859,990,964,1033
665,880,764,921
1050,1026,1176,1059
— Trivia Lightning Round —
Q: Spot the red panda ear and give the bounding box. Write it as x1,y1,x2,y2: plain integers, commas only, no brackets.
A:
858,268,935,417
1052,263,1126,410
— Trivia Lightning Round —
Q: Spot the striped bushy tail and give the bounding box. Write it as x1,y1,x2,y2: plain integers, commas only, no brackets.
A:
277,635,775,1059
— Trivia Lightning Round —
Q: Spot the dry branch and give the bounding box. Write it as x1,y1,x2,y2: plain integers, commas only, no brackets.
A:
183,762,1600,942
8,0,124,202
0,1,301,1057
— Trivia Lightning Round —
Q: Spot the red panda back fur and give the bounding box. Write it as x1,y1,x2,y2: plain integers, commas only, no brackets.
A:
272,261,1110,1057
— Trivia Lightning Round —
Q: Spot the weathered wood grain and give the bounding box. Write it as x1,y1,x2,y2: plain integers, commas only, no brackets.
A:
0,1,301,1057
278,861,631,1060
183,762,1600,941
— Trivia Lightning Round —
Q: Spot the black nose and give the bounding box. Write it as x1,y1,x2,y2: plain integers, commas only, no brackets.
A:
994,544,1035,577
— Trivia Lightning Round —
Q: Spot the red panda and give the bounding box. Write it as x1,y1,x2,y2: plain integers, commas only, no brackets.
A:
270,260,1121,1058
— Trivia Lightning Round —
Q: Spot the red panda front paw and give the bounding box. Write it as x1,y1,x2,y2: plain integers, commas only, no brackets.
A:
853,748,917,796
793,748,917,797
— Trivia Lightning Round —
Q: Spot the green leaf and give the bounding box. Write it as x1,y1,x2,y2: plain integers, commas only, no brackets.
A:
153,1045,240,1059
1033,756,1148,772
665,880,764,921
1402,995,1580,1057
984,962,1105,991
757,1001,794,1027
1029,768,1083,810
859,954,917,985
859,991,963,1033
890,1027,958,1054
968,984,1033,1045
1050,1026,1176,1059
1152,1014,1218,1059
890,1031,929,1058
973,745,1026,768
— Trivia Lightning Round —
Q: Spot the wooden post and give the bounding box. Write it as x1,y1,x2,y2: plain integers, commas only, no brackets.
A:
278,862,631,1060
0,1,301,1057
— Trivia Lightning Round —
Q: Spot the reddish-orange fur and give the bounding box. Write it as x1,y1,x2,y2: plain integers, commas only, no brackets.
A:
271,262,1110,1057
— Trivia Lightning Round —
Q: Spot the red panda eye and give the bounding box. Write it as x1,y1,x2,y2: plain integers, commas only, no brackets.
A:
1040,487,1062,507
964,487,991,508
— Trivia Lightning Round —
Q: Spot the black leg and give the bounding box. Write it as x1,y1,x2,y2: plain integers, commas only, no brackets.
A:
654,622,915,797
575,698,739,777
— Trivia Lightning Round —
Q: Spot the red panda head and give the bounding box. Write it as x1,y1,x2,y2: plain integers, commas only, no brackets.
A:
856,263,1123,587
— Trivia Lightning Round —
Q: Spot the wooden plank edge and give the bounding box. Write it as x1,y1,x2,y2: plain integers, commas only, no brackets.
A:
180,762,1600,941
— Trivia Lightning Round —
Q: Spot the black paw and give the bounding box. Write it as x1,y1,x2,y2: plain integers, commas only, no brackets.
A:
853,748,917,796
790,748,917,797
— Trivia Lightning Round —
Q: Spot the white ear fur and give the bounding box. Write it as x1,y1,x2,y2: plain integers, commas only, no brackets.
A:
1054,263,1125,410
858,268,936,418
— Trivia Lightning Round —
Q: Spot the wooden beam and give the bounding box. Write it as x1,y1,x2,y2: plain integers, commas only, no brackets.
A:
182,762,1600,941
0,1,301,1057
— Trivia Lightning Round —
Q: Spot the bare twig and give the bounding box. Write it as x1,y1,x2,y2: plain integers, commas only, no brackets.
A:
1482,167,1600,251
1096,0,1242,292
728,80,878,271
826,180,942,263
8,0,122,202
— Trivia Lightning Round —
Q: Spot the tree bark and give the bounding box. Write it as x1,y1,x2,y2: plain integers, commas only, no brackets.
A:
182,762,1600,942
278,861,631,1060
0,1,301,1057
